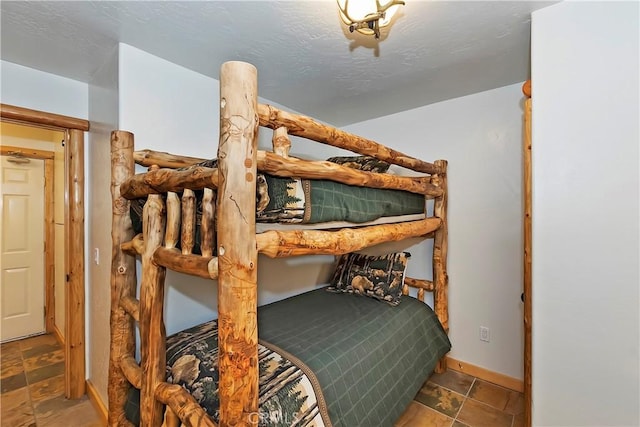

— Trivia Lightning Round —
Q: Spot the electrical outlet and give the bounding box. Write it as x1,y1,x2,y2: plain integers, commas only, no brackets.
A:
480,326,490,342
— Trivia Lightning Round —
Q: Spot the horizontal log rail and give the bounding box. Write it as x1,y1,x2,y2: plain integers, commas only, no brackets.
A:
135,145,444,182
134,149,209,169
120,355,142,389
153,248,219,280
120,167,219,200
119,296,140,322
124,231,436,280
122,149,440,200
121,234,144,256
258,151,441,197
404,277,435,292
155,383,218,427
257,217,441,258
258,104,444,175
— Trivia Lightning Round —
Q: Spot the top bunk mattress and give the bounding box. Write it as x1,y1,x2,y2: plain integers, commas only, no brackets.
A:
130,173,426,237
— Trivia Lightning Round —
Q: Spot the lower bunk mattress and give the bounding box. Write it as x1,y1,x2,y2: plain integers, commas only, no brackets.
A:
125,288,451,427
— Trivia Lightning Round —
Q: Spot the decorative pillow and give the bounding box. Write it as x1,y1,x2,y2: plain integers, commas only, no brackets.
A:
327,252,410,306
326,155,390,173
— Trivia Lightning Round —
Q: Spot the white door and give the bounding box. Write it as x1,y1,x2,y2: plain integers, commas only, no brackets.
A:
0,155,45,341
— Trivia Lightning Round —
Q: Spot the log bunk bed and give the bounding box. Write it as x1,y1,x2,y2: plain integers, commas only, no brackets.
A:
109,61,450,427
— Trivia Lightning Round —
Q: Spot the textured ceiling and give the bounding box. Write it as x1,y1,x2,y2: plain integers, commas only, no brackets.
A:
0,1,554,125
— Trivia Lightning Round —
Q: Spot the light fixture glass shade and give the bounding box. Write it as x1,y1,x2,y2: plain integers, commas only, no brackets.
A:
337,0,402,36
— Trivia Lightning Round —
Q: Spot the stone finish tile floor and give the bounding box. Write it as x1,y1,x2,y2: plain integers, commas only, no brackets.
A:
2,334,524,427
396,369,525,427
1,334,102,427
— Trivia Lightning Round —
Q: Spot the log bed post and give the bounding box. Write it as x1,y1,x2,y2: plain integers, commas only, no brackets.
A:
109,131,137,426
217,61,260,427
139,183,168,427
432,159,449,373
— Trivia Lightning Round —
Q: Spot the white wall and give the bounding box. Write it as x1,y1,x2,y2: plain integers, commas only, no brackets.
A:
117,43,220,336
531,2,639,426
1,61,88,119
345,84,525,380
88,46,120,406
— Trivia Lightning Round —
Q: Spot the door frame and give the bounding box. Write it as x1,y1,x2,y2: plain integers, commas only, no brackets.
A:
1,103,88,400
0,146,55,335
522,80,532,426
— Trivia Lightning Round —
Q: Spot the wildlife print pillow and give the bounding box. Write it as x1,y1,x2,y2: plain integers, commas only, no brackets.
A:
327,252,410,306
325,155,391,173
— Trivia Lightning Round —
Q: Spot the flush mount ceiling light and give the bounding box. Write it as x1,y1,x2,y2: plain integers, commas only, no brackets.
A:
337,0,405,39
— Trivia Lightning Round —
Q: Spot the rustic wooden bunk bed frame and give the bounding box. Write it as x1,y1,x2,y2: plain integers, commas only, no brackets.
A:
108,61,449,427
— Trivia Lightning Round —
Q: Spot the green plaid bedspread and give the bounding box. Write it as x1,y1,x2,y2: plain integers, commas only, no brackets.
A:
303,180,425,224
259,288,451,427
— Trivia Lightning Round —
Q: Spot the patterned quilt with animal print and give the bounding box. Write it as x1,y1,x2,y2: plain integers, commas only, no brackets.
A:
125,319,330,427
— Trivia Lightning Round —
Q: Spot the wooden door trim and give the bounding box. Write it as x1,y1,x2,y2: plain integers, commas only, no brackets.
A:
1,103,89,399
1,146,55,160
65,128,85,399
44,158,55,333
522,80,532,427
1,104,89,131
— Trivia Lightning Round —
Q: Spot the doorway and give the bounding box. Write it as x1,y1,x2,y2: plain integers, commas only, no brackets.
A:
0,104,88,400
1,124,64,344
1,154,46,340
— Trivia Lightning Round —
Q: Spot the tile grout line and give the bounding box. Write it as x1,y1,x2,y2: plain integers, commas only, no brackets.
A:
453,377,476,424
464,381,518,427
464,378,476,398
438,377,520,426
21,344,39,427
420,376,477,425
20,336,62,427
